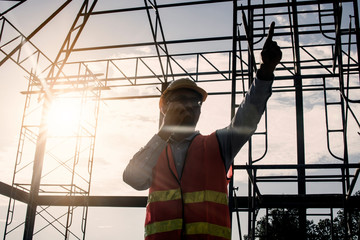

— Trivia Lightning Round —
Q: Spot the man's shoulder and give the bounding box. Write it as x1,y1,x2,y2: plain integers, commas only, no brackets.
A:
194,131,218,143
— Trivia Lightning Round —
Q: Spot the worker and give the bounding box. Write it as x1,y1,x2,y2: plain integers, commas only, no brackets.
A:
123,22,282,240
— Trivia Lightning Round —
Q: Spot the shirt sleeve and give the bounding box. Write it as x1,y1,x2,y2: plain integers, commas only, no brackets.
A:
123,134,167,190
216,76,273,172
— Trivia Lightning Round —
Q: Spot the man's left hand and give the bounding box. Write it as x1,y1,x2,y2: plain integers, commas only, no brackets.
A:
258,22,282,79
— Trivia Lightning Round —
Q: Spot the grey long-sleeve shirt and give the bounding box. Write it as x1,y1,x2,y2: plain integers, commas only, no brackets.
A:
123,77,273,190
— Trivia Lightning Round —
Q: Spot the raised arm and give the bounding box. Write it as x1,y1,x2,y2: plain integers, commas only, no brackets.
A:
257,21,282,79
216,22,282,171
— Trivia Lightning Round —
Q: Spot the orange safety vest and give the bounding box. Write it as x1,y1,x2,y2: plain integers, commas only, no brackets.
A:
145,133,231,240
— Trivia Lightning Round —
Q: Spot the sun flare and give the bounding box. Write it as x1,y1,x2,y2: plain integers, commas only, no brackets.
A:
47,98,82,137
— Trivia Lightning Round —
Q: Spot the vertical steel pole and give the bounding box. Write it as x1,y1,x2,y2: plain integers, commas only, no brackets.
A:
23,94,51,240
352,0,360,83
333,2,351,238
229,0,238,230
291,0,306,238
245,1,256,238
23,1,98,239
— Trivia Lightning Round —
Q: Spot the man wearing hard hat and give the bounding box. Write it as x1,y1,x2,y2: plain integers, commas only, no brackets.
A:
124,22,282,240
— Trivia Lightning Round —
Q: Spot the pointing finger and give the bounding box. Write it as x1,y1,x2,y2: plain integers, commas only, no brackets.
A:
264,21,275,47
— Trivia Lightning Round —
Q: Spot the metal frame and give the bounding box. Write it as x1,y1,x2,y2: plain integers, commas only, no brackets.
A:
0,0,359,239
0,0,27,17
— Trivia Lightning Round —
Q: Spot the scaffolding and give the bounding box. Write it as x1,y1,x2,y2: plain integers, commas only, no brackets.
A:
0,0,359,239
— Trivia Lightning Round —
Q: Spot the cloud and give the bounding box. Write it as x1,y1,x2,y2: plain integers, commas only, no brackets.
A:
97,225,113,229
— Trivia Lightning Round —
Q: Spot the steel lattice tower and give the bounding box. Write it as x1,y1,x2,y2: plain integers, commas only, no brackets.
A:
0,0,359,239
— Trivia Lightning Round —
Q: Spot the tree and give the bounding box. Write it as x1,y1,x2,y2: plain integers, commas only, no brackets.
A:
244,208,314,240
314,191,360,240
314,206,360,240
244,191,360,240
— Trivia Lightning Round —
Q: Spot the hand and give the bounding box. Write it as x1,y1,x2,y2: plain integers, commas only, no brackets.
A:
258,22,282,79
158,102,190,140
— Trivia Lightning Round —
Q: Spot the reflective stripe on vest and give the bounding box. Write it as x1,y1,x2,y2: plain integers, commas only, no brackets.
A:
145,219,183,237
184,190,228,205
148,188,228,205
145,220,231,239
148,188,181,203
186,222,231,239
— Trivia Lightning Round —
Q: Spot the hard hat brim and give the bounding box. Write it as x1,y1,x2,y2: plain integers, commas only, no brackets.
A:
159,78,207,109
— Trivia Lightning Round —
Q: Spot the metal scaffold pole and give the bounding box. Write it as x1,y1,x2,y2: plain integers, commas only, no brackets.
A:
0,1,359,239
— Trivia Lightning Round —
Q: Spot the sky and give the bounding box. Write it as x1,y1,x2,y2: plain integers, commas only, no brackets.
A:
0,0,359,239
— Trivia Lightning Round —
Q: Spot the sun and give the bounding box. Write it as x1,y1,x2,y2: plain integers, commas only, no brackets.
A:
47,97,82,137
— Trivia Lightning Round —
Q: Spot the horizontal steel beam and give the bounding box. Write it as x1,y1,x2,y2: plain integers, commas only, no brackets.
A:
237,0,355,10
1,181,359,209
0,181,28,203
37,195,148,208
234,163,360,170
245,194,360,209
88,0,233,15
68,36,233,52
